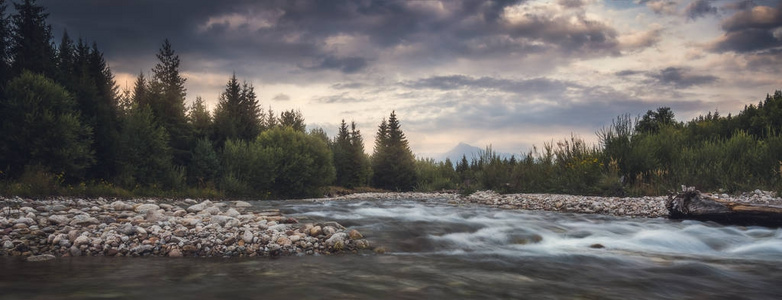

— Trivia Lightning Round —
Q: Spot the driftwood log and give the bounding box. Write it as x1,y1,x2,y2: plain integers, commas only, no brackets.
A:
667,188,782,227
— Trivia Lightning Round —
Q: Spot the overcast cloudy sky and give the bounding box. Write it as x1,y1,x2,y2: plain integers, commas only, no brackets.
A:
39,0,782,156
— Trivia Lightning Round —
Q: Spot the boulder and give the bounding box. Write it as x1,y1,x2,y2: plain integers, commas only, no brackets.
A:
134,204,160,214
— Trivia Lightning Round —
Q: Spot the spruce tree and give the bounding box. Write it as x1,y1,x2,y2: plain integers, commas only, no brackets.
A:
371,111,417,191
333,120,352,187
0,0,10,89
212,74,262,146
188,96,211,140
10,0,55,78
149,39,191,166
348,121,370,187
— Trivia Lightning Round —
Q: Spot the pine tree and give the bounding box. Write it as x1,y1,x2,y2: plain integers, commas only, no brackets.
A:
348,121,370,187
132,72,148,107
0,0,10,89
188,96,211,140
333,120,352,187
149,39,191,166
212,74,261,146
371,111,417,191
10,0,55,78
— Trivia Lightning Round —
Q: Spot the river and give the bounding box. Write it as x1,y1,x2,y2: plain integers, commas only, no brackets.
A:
2,196,782,299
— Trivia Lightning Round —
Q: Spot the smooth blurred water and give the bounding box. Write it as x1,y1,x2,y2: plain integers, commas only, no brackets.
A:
2,197,782,299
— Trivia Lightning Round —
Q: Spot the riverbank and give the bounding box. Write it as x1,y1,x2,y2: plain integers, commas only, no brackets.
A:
322,189,782,218
0,197,374,259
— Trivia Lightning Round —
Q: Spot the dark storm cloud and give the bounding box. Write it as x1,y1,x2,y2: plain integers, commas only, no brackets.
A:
648,67,719,88
709,4,782,53
615,70,642,77
685,0,718,20
307,55,368,73
39,0,632,78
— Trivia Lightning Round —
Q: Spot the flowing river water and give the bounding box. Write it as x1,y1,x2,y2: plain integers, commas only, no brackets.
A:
2,196,782,299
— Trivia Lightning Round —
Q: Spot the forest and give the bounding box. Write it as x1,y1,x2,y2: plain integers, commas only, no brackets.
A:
1,0,781,198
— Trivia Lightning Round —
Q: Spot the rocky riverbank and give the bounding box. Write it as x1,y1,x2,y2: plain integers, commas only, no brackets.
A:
0,197,374,260
322,189,782,219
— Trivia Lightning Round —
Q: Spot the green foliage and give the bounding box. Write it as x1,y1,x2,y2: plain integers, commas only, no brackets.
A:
115,105,177,189
188,96,211,140
414,158,458,192
148,39,191,166
188,138,219,188
219,127,334,198
372,111,417,191
258,127,335,198
212,74,262,146
220,139,278,197
0,71,94,180
10,0,55,78
278,109,306,132
333,120,371,188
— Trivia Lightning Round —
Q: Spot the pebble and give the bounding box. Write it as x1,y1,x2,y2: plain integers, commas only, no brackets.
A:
0,196,373,258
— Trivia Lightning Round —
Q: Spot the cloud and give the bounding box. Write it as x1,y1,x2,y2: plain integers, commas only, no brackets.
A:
312,92,367,104
307,55,368,74
272,93,290,101
685,0,718,20
618,26,663,50
708,4,782,53
647,67,719,88
640,0,679,15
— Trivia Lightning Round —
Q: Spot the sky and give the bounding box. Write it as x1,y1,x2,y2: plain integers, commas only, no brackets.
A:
38,0,782,157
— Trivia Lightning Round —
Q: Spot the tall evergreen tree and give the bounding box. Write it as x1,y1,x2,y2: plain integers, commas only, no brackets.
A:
148,39,191,166
371,111,417,191
54,30,74,89
188,96,211,140
332,120,353,187
348,121,370,187
0,0,10,89
10,0,54,78
212,74,261,146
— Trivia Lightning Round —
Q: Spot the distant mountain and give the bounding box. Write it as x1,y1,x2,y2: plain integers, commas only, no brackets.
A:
431,142,515,163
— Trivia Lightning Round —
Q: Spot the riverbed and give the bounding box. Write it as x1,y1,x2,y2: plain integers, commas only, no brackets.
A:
2,196,782,299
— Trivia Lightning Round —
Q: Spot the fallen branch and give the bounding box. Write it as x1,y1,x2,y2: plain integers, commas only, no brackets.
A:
667,187,782,227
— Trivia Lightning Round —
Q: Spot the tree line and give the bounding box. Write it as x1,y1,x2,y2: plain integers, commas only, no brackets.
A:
0,0,418,198
413,91,782,196
2,0,781,198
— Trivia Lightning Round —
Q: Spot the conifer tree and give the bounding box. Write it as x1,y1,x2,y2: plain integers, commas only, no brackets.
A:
279,109,305,132
0,0,10,89
212,74,261,146
371,111,417,191
0,71,94,179
10,0,55,78
348,121,371,187
149,39,191,166
188,96,211,140
333,120,352,187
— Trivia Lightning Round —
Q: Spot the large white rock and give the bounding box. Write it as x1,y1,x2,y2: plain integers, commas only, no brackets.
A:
134,204,160,214
242,230,254,243
186,200,213,213
111,201,134,211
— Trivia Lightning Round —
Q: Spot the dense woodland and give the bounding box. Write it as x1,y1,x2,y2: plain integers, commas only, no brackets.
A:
1,0,781,198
